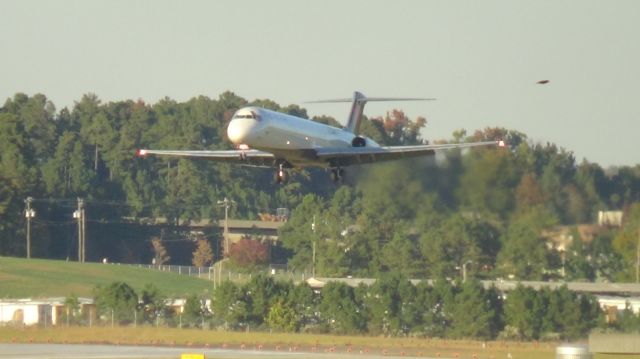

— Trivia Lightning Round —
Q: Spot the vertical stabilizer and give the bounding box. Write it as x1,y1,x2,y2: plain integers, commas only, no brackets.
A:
346,91,368,134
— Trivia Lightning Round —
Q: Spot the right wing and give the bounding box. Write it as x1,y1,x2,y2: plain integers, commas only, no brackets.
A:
316,140,504,167
137,149,276,168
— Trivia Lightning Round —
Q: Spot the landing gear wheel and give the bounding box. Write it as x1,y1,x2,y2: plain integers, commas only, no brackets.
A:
275,166,289,184
330,168,345,183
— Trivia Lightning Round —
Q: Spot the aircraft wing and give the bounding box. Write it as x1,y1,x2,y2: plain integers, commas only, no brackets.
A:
316,140,504,167
137,149,275,167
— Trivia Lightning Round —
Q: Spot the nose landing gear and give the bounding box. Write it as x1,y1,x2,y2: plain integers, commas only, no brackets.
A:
330,168,345,183
274,164,289,184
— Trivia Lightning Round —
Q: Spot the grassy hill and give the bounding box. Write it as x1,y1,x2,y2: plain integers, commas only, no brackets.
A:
0,256,213,298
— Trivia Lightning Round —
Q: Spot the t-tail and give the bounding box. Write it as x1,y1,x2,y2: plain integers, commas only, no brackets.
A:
346,91,368,134
306,91,435,135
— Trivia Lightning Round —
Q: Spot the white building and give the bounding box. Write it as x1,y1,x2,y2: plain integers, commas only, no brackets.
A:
0,299,51,325
598,210,624,227
597,295,640,314
0,298,93,326
0,297,202,326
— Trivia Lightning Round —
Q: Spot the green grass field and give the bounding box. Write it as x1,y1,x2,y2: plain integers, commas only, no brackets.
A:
0,327,638,359
0,326,558,359
0,256,213,298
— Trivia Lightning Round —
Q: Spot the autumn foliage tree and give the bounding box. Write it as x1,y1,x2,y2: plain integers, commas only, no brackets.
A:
371,109,426,145
228,237,269,271
151,237,170,265
192,239,214,267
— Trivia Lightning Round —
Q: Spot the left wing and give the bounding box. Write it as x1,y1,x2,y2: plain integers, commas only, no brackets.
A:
316,140,504,167
137,149,276,168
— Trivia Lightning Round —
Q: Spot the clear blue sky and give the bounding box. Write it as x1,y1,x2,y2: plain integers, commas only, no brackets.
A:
2,0,639,167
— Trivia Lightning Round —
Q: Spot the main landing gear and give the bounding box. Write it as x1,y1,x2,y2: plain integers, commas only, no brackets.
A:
274,165,344,184
274,164,289,184
330,168,345,183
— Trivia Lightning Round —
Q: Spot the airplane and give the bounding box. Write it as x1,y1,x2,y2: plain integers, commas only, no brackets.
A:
137,91,505,183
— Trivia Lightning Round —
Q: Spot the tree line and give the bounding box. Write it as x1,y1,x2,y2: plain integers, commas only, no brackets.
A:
83,273,640,341
279,149,640,281
1,92,639,281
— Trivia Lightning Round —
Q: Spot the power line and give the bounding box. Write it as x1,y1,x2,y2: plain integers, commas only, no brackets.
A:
25,196,286,216
31,219,76,226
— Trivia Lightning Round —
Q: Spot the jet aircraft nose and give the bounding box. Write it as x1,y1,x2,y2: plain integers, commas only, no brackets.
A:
227,110,260,144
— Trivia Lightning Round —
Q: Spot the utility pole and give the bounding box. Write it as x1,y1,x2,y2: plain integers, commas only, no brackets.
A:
461,260,472,283
312,215,316,278
24,197,35,259
216,197,234,257
74,198,85,262
561,249,566,279
636,228,639,284
82,202,86,262
216,197,234,288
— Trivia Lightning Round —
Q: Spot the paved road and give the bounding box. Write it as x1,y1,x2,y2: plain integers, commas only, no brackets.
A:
0,343,423,359
0,344,293,359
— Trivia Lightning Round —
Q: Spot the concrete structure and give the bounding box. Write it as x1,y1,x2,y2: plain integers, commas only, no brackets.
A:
542,224,603,251
485,280,640,296
589,333,640,354
129,217,285,243
309,277,640,295
308,277,640,320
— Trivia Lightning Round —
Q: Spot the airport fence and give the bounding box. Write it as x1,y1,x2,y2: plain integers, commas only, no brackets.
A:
123,263,312,283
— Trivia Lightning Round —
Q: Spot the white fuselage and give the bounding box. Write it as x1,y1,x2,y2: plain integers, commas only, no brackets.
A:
137,93,498,179
227,107,379,166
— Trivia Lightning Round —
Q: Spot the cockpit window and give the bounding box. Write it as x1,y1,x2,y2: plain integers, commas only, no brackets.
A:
232,111,260,120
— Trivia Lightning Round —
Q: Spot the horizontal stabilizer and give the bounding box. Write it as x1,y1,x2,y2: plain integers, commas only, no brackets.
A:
305,94,435,104
305,91,434,135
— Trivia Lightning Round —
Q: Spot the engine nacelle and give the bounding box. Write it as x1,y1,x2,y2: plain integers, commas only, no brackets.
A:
351,136,367,147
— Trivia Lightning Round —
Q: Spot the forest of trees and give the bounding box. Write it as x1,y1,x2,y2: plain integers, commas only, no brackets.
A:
89,273,636,341
1,92,640,281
